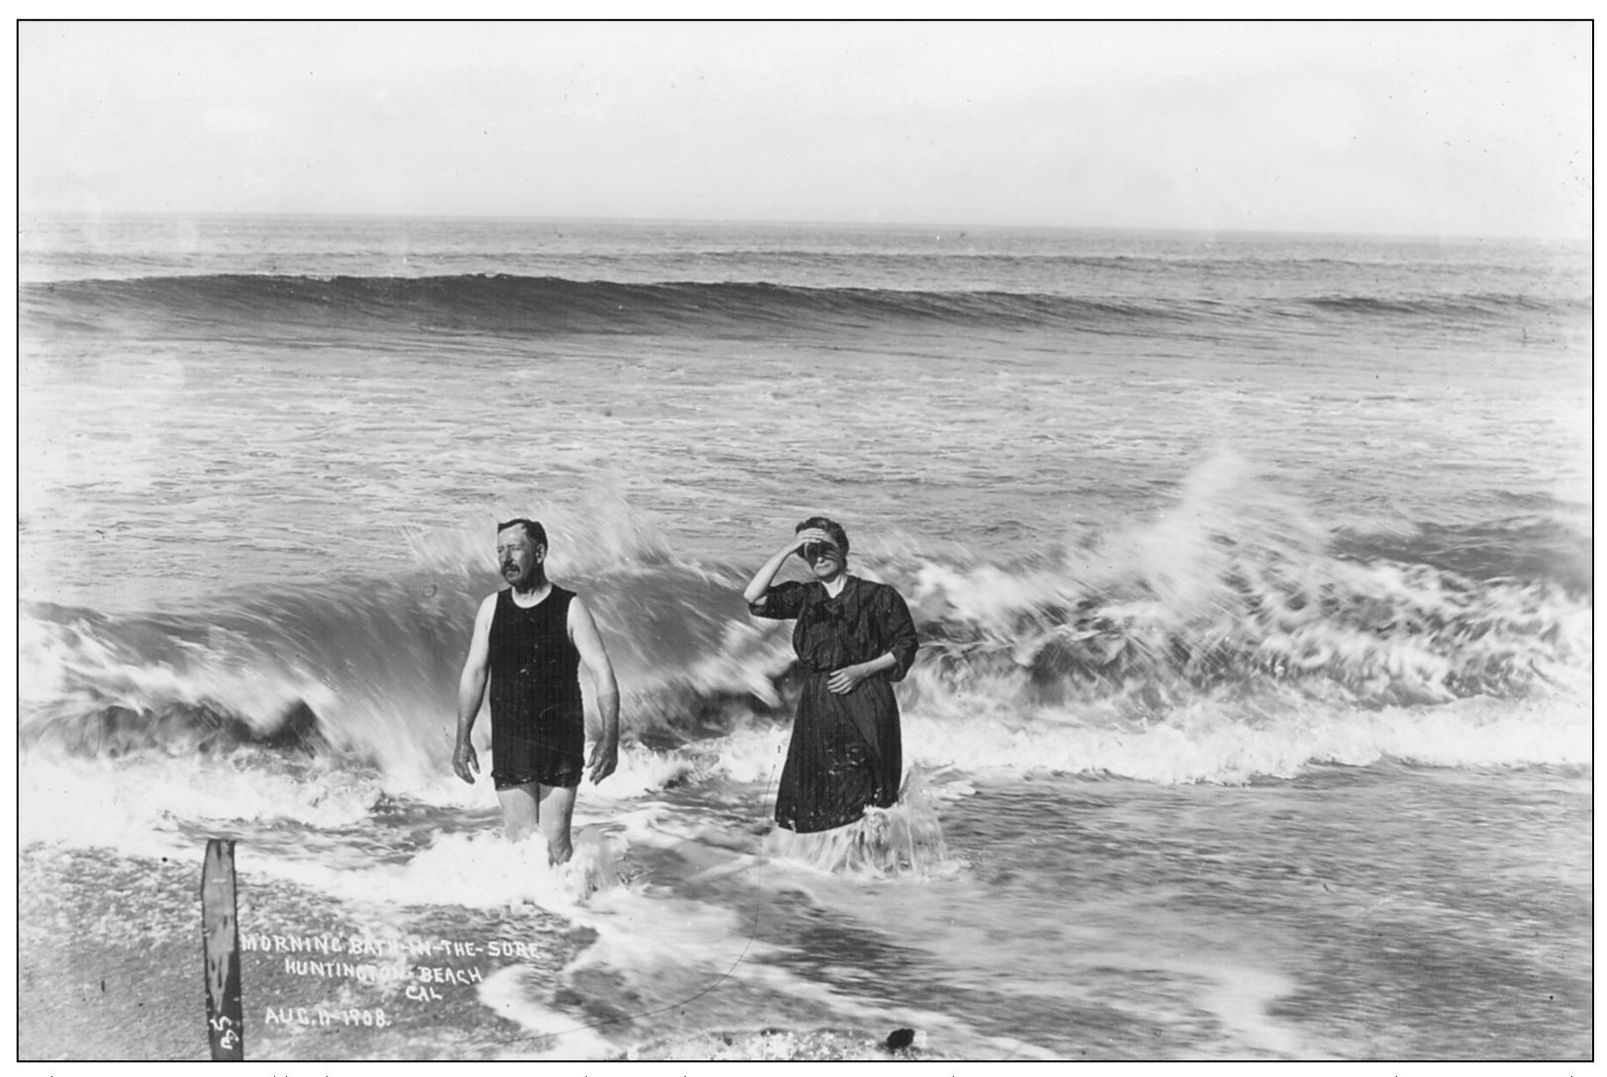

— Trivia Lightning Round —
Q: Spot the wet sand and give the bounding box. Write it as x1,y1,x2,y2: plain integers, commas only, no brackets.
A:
19,842,942,1062
18,845,591,1060
20,849,206,1060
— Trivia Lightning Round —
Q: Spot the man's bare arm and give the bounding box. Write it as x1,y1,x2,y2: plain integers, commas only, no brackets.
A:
452,594,497,783
570,596,621,784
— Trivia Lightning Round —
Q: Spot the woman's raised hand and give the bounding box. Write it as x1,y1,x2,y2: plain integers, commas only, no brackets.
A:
791,528,835,554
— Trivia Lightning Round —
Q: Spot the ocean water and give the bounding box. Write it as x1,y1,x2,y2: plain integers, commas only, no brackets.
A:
16,214,1593,1060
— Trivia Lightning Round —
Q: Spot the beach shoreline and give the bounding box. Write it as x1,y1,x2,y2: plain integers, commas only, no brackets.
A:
18,844,598,1061
18,840,939,1062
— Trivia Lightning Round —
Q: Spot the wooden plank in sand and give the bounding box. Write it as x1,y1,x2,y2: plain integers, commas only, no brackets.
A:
201,839,244,1060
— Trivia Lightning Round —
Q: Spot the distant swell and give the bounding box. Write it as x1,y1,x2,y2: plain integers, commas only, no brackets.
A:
19,273,1587,339
1302,292,1589,320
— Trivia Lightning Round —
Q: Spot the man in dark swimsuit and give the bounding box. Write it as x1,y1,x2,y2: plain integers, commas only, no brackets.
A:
452,518,620,864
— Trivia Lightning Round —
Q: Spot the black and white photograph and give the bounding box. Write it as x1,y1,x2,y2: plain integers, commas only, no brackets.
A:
15,19,1592,1064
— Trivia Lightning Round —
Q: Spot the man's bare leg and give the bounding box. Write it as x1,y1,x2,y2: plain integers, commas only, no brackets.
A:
495,781,577,864
536,783,578,865
495,782,542,844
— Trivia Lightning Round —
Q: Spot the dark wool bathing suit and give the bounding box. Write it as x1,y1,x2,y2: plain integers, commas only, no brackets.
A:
488,585,585,790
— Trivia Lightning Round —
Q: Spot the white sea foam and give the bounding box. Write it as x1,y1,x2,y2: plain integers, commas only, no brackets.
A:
17,753,386,856
900,682,1591,784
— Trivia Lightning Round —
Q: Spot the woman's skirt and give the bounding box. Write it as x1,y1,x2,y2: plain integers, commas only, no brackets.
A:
774,672,902,833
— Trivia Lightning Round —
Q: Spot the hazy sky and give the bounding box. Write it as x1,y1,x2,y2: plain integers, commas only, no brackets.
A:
18,20,1592,237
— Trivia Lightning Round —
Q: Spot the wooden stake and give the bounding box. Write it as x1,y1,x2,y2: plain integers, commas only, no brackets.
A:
201,839,244,1060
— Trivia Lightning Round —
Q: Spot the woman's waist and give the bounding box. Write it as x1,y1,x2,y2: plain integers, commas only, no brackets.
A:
799,657,853,672
799,658,885,675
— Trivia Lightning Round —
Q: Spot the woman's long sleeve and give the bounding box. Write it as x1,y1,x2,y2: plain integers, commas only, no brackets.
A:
748,579,806,619
876,584,919,682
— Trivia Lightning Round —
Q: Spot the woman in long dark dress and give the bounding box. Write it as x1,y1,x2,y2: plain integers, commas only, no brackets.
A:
742,517,919,833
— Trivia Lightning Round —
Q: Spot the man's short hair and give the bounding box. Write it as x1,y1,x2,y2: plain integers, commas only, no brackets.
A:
496,517,547,547
794,515,849,556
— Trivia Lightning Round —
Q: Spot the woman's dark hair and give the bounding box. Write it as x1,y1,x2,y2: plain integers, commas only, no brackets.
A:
795,516,849,556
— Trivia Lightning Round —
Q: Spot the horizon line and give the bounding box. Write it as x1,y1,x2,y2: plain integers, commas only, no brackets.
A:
16,208,1583,246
